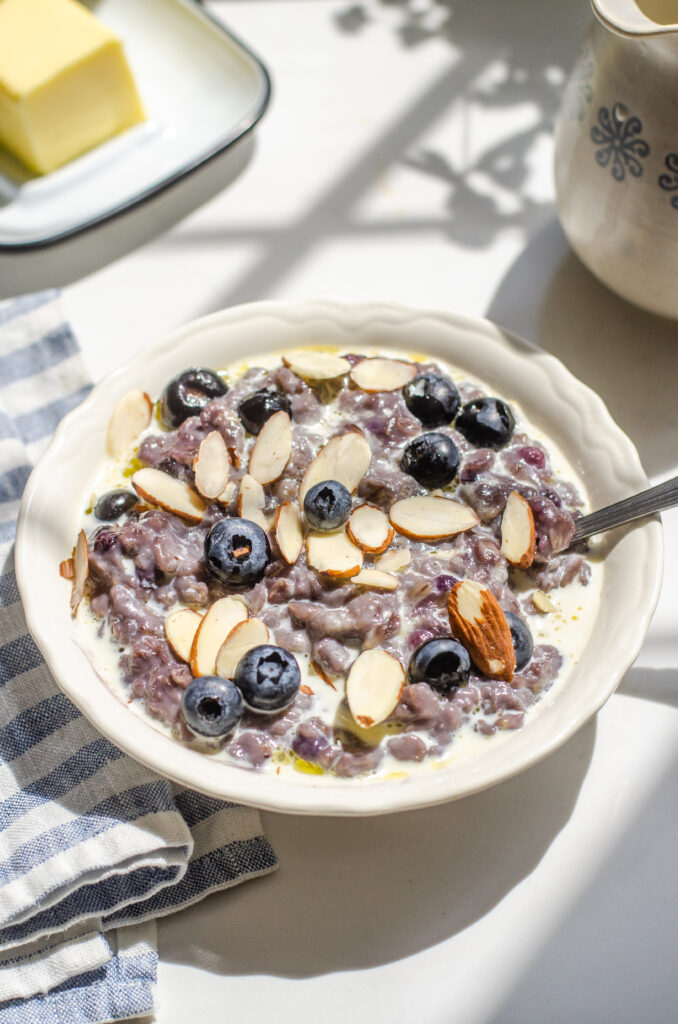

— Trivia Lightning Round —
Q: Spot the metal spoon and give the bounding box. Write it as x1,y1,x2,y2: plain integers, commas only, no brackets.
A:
570,474,678,546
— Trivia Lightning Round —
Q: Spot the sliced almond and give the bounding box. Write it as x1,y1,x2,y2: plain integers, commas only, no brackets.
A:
375,547,412,573
349,358,418,393
500,491,536,568
274,501,304,564
310,659,337,689
227,445,241,470
282,350,351,381
238,474,269,532
132,467,205,523
447,579,515,682
215,617,270,678
218,480,236,506
70,529,89,616
299,429,372,502
193,430,230,500
346,504,394,553
248,410,292,485
190,596,248,676
306,529,363,578
106,389,153,459
351,569,398,591
59,558,75,580
346,649,405,728
533,590,556,614
389,495,479,541
165,608,204,663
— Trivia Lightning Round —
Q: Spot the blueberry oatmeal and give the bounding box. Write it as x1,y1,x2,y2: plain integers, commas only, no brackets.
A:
61,347,601,781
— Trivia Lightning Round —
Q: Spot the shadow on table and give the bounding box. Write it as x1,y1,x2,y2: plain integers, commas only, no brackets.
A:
0,135,255,301
484,671,678,1024
618,664,678,709
159,720,595,978
333,0,583,246
181,0,588,313
487,218,678,480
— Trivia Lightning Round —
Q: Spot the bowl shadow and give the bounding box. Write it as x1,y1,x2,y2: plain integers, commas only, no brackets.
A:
617,665,678,710
484,719,678,1024
159,719,595,978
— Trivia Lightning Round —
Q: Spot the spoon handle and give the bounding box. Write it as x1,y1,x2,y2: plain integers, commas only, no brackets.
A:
571,474,678,544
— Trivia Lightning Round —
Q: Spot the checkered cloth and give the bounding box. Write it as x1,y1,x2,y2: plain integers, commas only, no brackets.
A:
0,292,277,1023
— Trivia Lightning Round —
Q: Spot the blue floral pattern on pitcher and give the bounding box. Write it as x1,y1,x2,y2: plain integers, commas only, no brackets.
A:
591,104,649,181
659,154,678,210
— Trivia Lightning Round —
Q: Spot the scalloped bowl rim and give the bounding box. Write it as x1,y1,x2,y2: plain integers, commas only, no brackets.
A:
16,300,663,815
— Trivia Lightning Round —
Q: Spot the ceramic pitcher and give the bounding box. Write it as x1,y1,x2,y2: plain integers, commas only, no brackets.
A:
554,1,678,320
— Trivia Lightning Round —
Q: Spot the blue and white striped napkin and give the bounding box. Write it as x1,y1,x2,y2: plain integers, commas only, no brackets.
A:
0,292,277,1023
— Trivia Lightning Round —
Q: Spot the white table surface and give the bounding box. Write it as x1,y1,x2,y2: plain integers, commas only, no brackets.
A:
3,2,677,1021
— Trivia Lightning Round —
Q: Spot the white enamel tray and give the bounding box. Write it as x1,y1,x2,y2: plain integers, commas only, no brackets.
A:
0,0,270,249
16,301,663,815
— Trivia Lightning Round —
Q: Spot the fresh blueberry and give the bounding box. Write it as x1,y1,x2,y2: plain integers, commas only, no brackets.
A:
94,489,137,521
182,675,243,738
400,432,460,488
504,612,533,670
303,479,352,530
403,373,461,427
160,368,227,428
234,644,301,713
204,518,270,587
456,397,515,449
238,389,292,434
408,637,471,694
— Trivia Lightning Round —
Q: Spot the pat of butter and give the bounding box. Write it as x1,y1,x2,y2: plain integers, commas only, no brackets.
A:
0,0,144,175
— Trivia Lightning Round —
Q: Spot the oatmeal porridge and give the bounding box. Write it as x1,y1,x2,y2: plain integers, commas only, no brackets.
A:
61,347,601,781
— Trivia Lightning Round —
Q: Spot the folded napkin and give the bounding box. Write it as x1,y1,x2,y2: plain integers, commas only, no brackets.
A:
0,292,277,1023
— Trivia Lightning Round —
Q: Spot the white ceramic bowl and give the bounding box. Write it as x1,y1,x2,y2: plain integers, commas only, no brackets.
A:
16,301,662,815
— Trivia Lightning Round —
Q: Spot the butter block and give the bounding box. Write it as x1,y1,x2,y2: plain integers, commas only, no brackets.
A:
0,0,144,175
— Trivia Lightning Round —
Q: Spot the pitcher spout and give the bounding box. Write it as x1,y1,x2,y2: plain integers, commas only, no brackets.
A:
592,0,678,36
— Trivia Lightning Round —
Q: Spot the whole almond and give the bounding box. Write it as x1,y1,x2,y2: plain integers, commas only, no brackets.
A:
447,579,515,681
